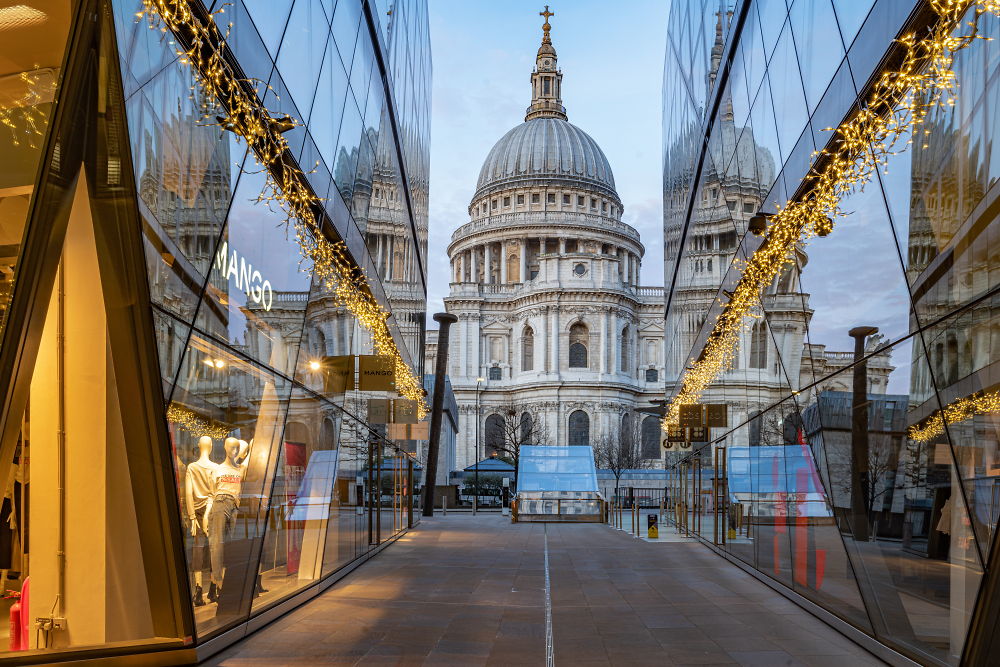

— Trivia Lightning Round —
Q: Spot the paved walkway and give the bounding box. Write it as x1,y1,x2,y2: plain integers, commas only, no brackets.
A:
205,515,892,667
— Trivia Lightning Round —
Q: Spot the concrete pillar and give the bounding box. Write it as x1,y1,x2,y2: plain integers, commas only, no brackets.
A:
519,240,527,282
500,240,507,284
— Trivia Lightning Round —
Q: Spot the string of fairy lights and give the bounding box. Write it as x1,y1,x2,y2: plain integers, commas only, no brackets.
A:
139,0,426,418
166,403,231,439
908,391,1000,444
666,0,1000,430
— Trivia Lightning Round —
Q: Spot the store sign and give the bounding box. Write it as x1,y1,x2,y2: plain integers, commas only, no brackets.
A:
359,355,395,391
666,424,686,442
705,404,728,427
394,399,419,424
679,404,703,427
388,422,429,440
689,426,708,442
368,399,390,423
215,241,274,311
322,355,355,393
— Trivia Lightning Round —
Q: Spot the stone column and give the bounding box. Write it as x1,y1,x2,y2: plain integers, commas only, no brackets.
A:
458,252,465,282
459,314,468,377
611,309,619,373
500,240,508,284
519,240,527,282
471,313,481,379
600,306,608,379
559,237,567,254
540,236,547,254
551,306,560,378
484,243,493,284
471,245,478,283
541,305,549,374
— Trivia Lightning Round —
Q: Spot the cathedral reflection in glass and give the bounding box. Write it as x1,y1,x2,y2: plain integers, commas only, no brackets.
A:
664,2,1000,666
0,0,429,662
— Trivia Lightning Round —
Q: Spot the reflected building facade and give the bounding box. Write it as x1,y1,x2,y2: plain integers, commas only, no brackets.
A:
0,0,431,663
664,1,1000,666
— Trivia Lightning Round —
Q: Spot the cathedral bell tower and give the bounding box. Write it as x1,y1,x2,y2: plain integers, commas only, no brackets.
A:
526,6,567,121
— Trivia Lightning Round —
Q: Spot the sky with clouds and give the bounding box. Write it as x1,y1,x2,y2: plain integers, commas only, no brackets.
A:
424,0,672,315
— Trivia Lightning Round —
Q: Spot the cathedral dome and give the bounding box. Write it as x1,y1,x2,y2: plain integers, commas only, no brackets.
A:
473,118,618,202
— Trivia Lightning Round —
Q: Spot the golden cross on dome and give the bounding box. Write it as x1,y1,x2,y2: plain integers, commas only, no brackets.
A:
540,5,554,41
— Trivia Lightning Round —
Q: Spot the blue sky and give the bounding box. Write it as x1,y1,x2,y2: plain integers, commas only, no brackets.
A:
425,0,672,313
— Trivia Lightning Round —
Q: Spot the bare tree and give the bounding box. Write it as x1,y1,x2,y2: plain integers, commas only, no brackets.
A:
593,412,648,502
483,397,550,489
826,431,901,521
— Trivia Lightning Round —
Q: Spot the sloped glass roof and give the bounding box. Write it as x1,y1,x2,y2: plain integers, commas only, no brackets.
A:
517,446,598,493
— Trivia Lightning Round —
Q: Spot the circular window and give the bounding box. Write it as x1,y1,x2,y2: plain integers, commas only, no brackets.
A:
544,60,550,65
574,264,586,276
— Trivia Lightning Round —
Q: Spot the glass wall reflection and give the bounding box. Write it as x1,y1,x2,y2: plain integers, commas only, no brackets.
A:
663,1,1000,666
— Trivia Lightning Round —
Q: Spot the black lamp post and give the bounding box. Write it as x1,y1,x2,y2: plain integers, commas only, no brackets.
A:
475,376,484,514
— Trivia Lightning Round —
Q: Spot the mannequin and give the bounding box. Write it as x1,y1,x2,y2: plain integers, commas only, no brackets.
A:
204,437,243,600
185,436,218,605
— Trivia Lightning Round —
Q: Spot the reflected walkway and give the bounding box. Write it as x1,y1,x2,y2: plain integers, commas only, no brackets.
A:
204,514,893,666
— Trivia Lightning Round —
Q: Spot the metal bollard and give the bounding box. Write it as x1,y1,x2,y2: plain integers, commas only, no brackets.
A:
443,495,447,516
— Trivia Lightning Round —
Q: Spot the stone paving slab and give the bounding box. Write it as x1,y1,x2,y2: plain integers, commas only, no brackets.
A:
203,515,892,667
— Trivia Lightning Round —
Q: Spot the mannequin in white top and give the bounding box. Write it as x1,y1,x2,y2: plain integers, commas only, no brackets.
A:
185,436,218,604
205,437,244,591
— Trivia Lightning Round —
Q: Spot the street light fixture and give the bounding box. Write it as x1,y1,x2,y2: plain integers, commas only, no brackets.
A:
476,376,485,514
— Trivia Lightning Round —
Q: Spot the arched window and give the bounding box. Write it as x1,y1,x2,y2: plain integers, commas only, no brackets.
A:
569,322,588,368
750,322,768,369
522,326,534,371
621,413,632,448
641,417,660,459
569,410,589,447
485,414,504,457
621,327,630,373
488,366,502,380
645,368,658,382
520,412,532,445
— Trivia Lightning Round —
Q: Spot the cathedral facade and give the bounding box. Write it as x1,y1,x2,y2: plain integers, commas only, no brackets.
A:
433,18,667,475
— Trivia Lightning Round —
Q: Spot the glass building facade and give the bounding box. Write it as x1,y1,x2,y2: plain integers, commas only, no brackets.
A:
664,1,1000,666
0,0,430,662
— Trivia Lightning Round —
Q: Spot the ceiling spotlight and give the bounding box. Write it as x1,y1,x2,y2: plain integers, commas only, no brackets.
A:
310,361,321,370
203,359,214,367
215,359,225,368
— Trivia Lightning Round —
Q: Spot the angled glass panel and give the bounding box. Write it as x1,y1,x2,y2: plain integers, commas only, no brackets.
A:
170,330,292,640
742,2,767,109
321,407,359,575
311,36,349,177
112,0,175,93
789,0,845,114
332,92,363,205
226,0,275,96
152,306,192,404
243,0,294,59
196,164,311,374
331,0,362,73
0,4,191,652
796,154,912,390
252,386,340,613
767,24,809,165
0,0,73,339
275,0,328,119
831,0,877,50
917,305,1000,563
757,0,788,64
816,336,981,666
